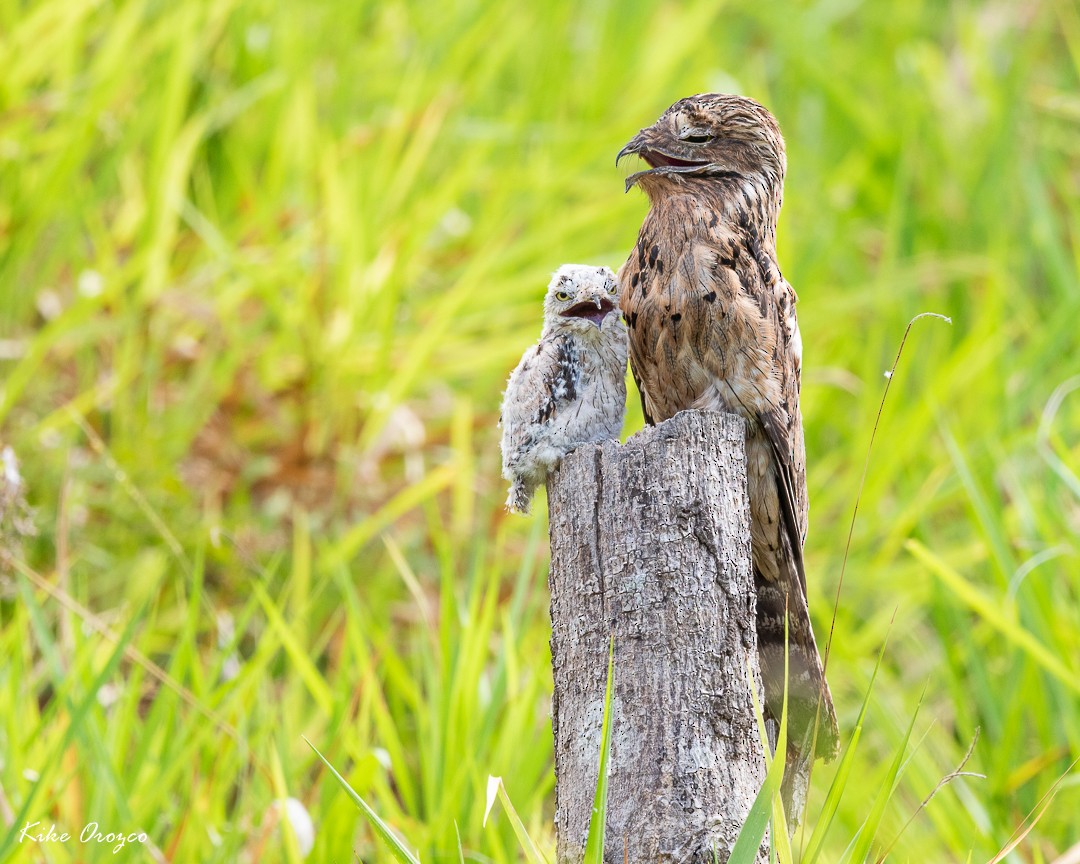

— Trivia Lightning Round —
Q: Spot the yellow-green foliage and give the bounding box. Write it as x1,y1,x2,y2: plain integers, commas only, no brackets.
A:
1,0,1078,861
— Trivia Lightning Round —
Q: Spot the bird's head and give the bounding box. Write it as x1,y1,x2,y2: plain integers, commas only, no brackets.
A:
542,265,621,335
618,94,786,200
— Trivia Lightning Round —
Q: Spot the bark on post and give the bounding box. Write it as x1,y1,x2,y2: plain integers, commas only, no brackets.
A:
547,410,768,864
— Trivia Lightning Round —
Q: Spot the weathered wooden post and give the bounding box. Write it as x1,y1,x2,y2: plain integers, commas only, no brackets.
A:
547,410,769,864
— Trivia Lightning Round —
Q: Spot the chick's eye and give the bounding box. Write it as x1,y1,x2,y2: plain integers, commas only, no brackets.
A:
607,283,617,295
555,291,571,302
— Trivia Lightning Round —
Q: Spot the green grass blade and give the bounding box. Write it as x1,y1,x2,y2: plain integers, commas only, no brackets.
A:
253,581,335,714
0,598,145,860
322,463,458,568
584,639,615,864
306,737,421,864
772,795,793,864
728,750,783,864
484,776,552,864
838,689,924,864
730,655,785,863
907,539,1080,693
774,610,791,853
801,631,891,864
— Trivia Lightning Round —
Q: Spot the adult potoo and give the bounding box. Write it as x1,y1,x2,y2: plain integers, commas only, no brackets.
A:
617,94,840,764
500,265,628,514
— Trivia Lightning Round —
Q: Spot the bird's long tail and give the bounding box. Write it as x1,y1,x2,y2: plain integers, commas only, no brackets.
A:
756,573,840,764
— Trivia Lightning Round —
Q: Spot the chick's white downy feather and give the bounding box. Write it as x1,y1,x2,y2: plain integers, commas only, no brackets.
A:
500,264,628,513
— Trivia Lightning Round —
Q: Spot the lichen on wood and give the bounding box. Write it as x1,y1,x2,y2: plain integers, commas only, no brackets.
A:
547,410,769,864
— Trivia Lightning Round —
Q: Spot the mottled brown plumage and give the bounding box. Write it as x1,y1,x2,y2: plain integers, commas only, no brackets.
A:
617,94,839,764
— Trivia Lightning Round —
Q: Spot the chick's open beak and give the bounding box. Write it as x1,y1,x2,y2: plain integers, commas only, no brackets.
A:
561,297,614,328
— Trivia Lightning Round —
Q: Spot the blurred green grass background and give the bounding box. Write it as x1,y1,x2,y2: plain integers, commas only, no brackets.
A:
1,0,1079,860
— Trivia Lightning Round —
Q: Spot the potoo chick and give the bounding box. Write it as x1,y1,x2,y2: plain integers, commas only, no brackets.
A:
500,265,628,514
617,94,840,766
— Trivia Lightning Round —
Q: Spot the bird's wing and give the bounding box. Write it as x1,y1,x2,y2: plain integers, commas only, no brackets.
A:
775,275,808,541
704,239,836,758
629,364,656,426
758,273,808,593
618,248,654,425
755,271,838,759
500,335,578,467
759,410,808,596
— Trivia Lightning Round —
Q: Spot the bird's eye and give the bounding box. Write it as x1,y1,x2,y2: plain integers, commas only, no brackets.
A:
607,283,617,296
555,290,571,302
684,133,712,144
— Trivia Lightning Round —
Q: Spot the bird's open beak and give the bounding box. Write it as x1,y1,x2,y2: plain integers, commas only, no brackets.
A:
618,128,715,191
561,297,614,328
617,132,649,192
616,133,646,167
